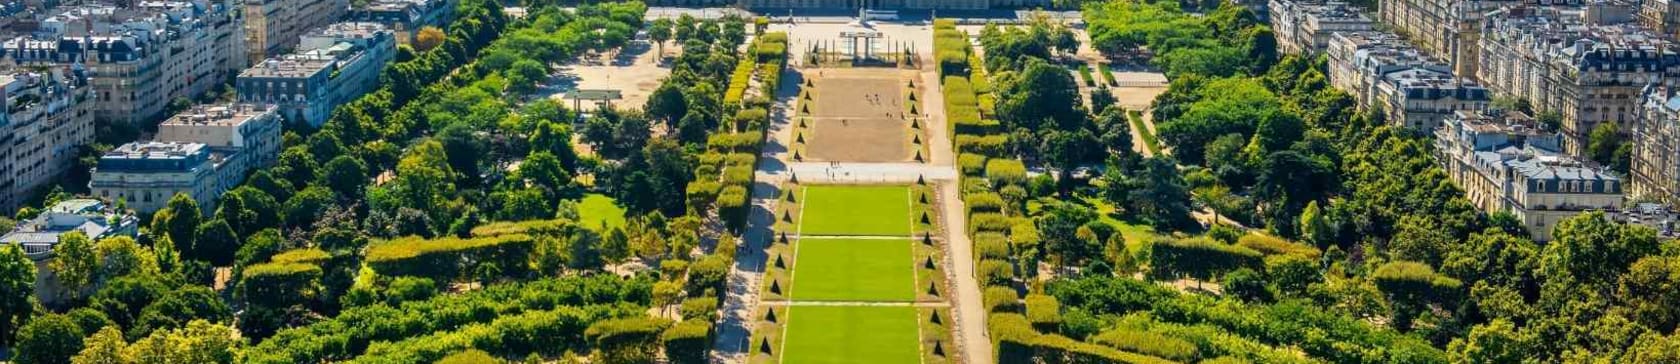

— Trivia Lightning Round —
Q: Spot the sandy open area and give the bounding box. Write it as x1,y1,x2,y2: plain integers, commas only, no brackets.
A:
549,40,672,111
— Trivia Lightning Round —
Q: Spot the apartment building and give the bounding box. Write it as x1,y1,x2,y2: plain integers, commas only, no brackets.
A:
1372,67,1492,130
1324,31,1490,131
349,0,455,45
1634,85,1680,205
0,66,91,213
0,1,245,125
1435,109,1621,241
155,103,281,173
1376,0,1537,77
92,103,278,213
237,22,394,127
1478,4,1680,155
90,142,222,213
1271,0,1375,54
243,0,348,63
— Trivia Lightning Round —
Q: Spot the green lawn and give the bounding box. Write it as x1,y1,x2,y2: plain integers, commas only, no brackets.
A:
791,238,915,301
799,185,912,236
577,193,627,231
782,305,921,364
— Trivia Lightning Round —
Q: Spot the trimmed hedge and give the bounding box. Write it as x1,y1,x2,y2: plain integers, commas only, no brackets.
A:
955,134,1009,157
586,317,675,364
1236,234,1320,259
970,213,1012,235
661,320,711,364
241,262,323,308
270,248,331,264
366,234,535,281
985,159,1029,187
984,286,1022,313
989,312,1178,364
469,219,574,237
979,259,1015,287
1091,328,1200,362
974,233,1011,260
1025,294,1061,333
1147,237,1262,282
708,132,762,153
1372,261,1462,304
965,192,1005,215
717,186,750,232
959,153,989,176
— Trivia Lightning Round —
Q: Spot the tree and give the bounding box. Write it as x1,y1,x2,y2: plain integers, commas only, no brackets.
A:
151,194,201,257
436,124,485,187
1039,129,1100,196
1447,319,1533,364
996,59,1085,132
318,155,368,199
1096,106,1133,156
415,26,446,51
1540,212,1659,290
1253,150,1335,236
1264,254,1318,297
94,237,157,279
125,320,239,364
1222,268,1270,302
1036,202,1101,267
16,313,84,364
1592,122,1619,167
649,19,673,56
567,228,605,270
0,244,33,346
506,59,548,95
71,326,127,364
1130,157,1194,230
645,83,687,128
283,186,335,230
191,220,239,266
50,231,97,301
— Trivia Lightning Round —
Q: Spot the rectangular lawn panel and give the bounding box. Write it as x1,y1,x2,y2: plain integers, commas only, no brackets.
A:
800,185,911,236
791,238,915,301
783,305,921,364
577,193,627,231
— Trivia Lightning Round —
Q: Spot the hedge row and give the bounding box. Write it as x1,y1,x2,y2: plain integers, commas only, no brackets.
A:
965,192,1004,215
1090,327,1200,362
959,153,988,176
470,219,575,237
1235,234,1320,259
985,159,1029,187
365,234,535,281
1147,237,1262,282
955,134,1008,157
247,275,654,363
990,313,1177,364
1024,294,1061,333
349,305,629,363
975,233,1010,260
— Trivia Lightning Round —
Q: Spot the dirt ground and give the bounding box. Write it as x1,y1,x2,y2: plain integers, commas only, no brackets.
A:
814,77,905,118
550,40,673,110
801,69,914,162
807,118,911,162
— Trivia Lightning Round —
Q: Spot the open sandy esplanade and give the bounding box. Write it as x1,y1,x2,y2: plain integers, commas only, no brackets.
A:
801,69,916,162
550,41,671,110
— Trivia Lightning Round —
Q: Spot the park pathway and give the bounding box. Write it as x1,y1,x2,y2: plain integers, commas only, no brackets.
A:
711,62,803,364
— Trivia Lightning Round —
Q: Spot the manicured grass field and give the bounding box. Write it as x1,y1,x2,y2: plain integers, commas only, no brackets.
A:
782,305,921,364
791,238,915,301
577,193,627,231
800,185,911,236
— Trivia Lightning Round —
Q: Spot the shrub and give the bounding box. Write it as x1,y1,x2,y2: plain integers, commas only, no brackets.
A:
1372,261,1462,304
965,192,1005,215
970,213,1012,234
586,317,674,364
722,166,754,187
437,349,497,364
990,313,1037,363
270,248,331,264
955,134,1009,157
680,298,718,321
385,276,437,305
1025,294,1061,333
661,320,711,364
958,153,988,176
1236,234,1320,259
979,259,1015,287
241,262,322,308
984,286,1022,313
707,132,761,153
717,186,750,232
974,233,1011,260
986,159,1029,187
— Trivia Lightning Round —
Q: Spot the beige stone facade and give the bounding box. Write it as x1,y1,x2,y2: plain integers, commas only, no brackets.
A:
1477,5,1680,156
244,0,349,64
1435,110,1621,241
0,67,93,213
